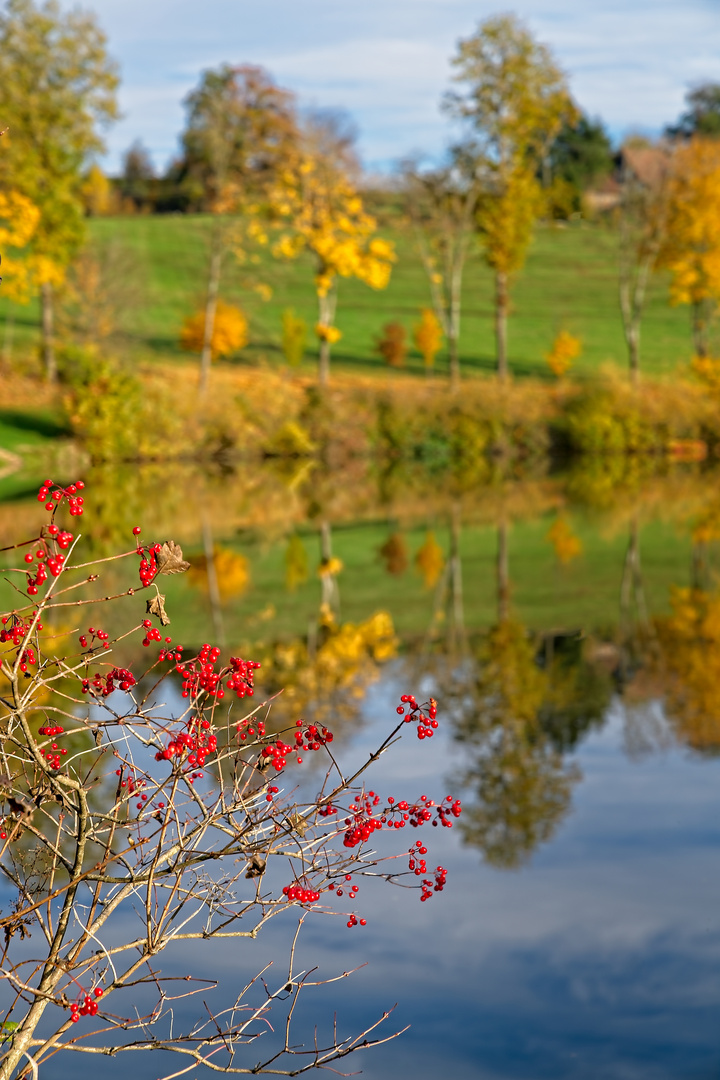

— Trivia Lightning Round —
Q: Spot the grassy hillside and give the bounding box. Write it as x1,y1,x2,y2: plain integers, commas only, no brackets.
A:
1,214,698,381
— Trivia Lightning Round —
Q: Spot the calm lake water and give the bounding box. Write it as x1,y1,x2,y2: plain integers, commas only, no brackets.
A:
2,458,720,1078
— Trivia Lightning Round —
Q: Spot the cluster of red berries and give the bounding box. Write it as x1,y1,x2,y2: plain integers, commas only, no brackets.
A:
386,794,462,831
259,719,334,773
396,694,439,739
17,645,36,674
408,841,429,875
420,866,447,902
37,479,85,516
345,915,367,928
328,874,359,901
155,714,218,770
0,614,31,647
235,717,266,742
342,791,385,849
70,987,103,1022
226,655,260,698
282,882,322,904
78,625,109,649
141,620,171,649
38,722,67,770
137,544,162,587
265,785,279,801
176,646,260,701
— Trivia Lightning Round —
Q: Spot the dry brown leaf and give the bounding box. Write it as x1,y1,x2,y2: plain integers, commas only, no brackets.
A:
245,854,266,879
146,593,170,626
155,540,190,575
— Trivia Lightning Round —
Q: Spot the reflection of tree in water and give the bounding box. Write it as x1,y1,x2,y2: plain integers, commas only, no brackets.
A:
650,585,720,754
449,525,612,869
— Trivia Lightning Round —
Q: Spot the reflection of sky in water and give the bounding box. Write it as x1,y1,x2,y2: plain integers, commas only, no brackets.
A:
37,665,720,1080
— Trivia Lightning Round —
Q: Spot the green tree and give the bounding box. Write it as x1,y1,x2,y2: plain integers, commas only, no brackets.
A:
0,0,119,380
547,113,613,210
119,138,155,211
667,82,720,140
445,13,575,378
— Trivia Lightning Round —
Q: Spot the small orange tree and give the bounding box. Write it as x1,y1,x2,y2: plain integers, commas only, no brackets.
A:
413,308,444,372
375,321,407,367
180,298,249,361
658,138,720,356
545,329,582,378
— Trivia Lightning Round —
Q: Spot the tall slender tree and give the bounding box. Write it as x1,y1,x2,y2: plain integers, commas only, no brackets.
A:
444,14,576,378
0,0,118,380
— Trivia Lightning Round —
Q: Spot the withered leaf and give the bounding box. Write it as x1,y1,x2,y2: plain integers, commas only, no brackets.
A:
287,812,308,837
155,540,190,576
245,854,266,879
146,593,170,626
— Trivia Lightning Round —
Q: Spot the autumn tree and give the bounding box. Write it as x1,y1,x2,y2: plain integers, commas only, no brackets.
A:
413,307,443,373
179,64,299,392
118,138,155,211
445,14,576,378
657,137,720,357
281,307,307,366
275,121,395,386
403,158,477,389
0,0,119,380
618,140,672,380
180,299,249,361
375,321,407,367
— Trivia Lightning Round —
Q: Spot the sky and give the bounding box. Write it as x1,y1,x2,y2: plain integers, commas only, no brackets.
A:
85,0,720,174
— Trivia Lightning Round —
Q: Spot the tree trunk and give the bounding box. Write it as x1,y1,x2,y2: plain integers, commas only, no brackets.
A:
317,287,336,388
693,302,708,358
202,514,225,648
628,328,640,386
448,331,460,391
199,239,222,396
495,271,509,380
497,520,510,624
40,282,56,383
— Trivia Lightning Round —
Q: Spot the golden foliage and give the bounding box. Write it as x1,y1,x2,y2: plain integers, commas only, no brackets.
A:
180,300,249,360
0,189,40,302
413,308,444,369
659,138,720,310
654,586,720,750
546,517,582,564
314,322,342,344
187,546,250,601
415,531,445,589
318,555,343,578
274,155,395,299
81,164,113,216
477,164,543,277
545,330,582,378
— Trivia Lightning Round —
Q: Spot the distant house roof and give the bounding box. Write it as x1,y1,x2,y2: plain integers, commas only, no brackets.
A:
620,146,672,189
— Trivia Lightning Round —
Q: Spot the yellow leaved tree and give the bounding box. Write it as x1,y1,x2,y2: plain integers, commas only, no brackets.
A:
545,329,582,378
658,138,720,357
0,189,40,303
274,125,395,385
180,299,248,361
413,308,444,373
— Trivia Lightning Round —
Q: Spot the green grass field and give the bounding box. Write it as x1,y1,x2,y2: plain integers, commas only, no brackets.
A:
1,214,699,381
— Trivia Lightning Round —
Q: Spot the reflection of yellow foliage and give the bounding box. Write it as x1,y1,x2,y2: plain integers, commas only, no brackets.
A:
415,531,445,588
318,556,343,578
187,546,250,601
261,609,398,726
180,300,249,360
378,532,408,576
545,330,582,378
546,517,582,564
655,586,720,750
285,534,309,592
